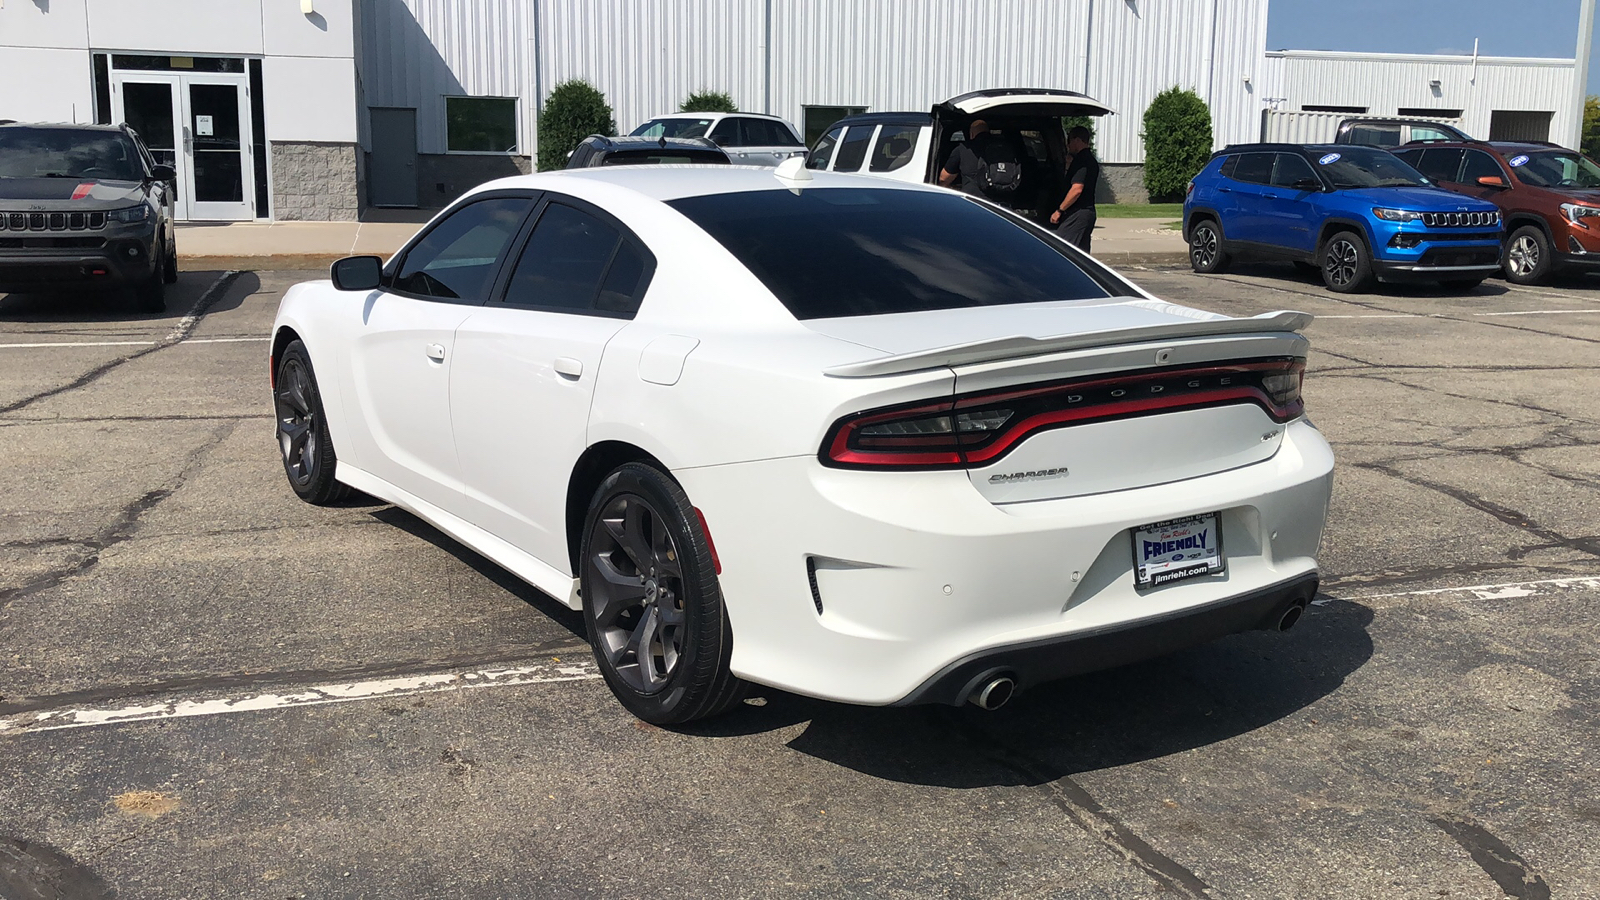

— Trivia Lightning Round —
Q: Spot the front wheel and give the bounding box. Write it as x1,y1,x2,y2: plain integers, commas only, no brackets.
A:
134,248,166,313
162,235,179,284
1504,225,1553,285
580,462,745,725
274,340,351,505
1320,231,1374,293
1188,220,1230,274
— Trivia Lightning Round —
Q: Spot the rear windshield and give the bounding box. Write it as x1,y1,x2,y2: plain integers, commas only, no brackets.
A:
1313,146,1429,189
668,188,1117,319
630,118,714,139
0,128,144,181
601,149,728,166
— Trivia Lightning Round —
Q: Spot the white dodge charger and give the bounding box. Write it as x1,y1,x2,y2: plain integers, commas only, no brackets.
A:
270,163,1334,724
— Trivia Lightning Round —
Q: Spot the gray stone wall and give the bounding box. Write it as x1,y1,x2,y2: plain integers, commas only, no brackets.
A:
416,154,533,208
271,142,360,221
1097,163,1149,205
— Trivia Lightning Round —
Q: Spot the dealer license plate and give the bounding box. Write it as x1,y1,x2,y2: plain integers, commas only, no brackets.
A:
1132,513,1225,588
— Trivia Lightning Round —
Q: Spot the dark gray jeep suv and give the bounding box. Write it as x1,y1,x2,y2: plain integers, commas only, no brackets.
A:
0,122,177,312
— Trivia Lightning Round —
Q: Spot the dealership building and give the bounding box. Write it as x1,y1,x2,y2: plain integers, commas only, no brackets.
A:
1,0,1585,221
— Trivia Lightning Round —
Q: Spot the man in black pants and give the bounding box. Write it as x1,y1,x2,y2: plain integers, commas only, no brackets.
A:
1050,126,1099,251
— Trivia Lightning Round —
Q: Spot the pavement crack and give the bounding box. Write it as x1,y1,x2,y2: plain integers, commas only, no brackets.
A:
0,271,239,417
1,413,264,426
0,420,240,611
1431,815,1552,900
1356,461,1600,560
940,713,1213,898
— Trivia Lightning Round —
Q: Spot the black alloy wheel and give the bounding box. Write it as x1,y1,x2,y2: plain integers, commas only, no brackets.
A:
273,340,350,505
1321,231,1374,293
581,462,745,724
1188,220,1230,273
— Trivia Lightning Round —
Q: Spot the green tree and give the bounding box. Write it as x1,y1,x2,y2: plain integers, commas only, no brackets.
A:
680,90,739,113
1141,87,1214,202
537,79,617,172
1583,95,1600,160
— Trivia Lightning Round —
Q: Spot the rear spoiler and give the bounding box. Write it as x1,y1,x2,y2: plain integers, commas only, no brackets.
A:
823,309,1314,378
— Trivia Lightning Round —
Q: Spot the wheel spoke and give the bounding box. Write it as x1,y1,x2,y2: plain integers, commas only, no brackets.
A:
589,554,647,626
630,605,664,690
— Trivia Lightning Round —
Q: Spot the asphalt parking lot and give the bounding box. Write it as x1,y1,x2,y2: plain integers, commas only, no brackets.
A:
2,264,1598,900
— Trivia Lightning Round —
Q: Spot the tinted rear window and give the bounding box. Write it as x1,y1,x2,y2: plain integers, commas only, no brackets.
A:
667,188,1117,320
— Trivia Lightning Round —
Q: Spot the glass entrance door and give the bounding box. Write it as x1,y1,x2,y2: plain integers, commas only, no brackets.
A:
113,70,255,221
183,78,253,221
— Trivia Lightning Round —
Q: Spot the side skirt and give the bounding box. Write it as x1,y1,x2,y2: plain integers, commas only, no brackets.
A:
335,464,582,610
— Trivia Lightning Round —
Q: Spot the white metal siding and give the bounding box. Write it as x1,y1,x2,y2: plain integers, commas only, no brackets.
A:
361,0,528,155
1268,51,1577,149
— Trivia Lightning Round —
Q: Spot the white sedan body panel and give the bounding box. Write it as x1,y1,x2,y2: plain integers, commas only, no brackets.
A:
272,166,1335,706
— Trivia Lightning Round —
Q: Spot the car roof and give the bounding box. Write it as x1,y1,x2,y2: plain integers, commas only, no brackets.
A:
0,121,130,134
637,112,790,123
1215,143,1364,155
1390,140,1570,154
585,135,718,150
827,112,932,129
465,165,947,205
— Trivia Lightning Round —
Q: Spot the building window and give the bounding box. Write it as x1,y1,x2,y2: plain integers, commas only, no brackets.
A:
1397,107,1463,119
802,106,866,147
447,97,518,154
1301,104,1368,114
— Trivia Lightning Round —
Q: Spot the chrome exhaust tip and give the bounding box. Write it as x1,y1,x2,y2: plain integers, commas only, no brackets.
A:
1277,601,1307,632
968,675,1016,711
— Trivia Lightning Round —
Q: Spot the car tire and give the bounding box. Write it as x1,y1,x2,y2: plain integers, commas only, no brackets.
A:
1320,231,1374,293
134,247,166,313
1440,277,1486,290
1503,225,1553,285
162,236,178,284
1188,219,1231,274
580,462,746,725
273,340,351,505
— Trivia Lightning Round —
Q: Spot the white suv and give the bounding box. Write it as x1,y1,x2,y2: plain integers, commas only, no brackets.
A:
804,89,1112,219
629,112,806,167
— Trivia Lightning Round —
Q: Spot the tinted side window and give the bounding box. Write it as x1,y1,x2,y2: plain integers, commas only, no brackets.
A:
709,119,740,147
392,197,529,302
807,126,843,170
596,241,649,315
869,125,920,172
1231,153,1274,185
1271,153,1319,187
1347,124,1400,147
741,118,799,147
502,203,621,311
1412,148,1464,183
832,125,874,172
1460,150,1503,184
1218,155,1239,179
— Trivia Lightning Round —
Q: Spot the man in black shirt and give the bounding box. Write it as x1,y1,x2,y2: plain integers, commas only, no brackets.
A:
938,119,1005,196
1050,126,1099,251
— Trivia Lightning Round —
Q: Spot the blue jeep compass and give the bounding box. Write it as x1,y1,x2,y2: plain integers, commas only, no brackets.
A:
1183,144,1503,292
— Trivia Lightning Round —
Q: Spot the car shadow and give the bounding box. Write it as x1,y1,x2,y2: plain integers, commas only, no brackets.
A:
1225,260,1517,297
0,269,253,320
367,505,587,642
683,596,1374,788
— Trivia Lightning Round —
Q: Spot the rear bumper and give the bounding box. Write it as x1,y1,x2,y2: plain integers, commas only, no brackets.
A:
0,237,158,292
895,572,1319,706
675,418,1335,706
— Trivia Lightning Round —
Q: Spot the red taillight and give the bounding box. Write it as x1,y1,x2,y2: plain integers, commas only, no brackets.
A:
1186,181,1195,196
693,507,721,574
821,358,1305,470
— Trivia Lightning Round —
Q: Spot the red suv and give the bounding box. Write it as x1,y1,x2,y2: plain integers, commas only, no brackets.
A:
1394,142,1600,284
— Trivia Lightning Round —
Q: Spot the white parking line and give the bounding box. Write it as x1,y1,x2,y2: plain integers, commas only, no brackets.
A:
1339,574,1600,605
1317,310,1600,320
1472,309,1600,317
0,659,601,737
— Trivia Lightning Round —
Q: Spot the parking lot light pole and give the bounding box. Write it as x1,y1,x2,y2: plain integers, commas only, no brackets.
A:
1576,0,1595,150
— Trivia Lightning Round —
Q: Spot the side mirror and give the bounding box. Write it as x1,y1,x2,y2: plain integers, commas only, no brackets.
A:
331,255,383,291
149,164,176,181
1477,175,1507,188
1291,178,1322,192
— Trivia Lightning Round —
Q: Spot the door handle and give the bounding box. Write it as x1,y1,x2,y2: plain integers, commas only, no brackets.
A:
1218,186,1233,193
426,343,446,362
553,357,583,379
1263,192,1279,199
